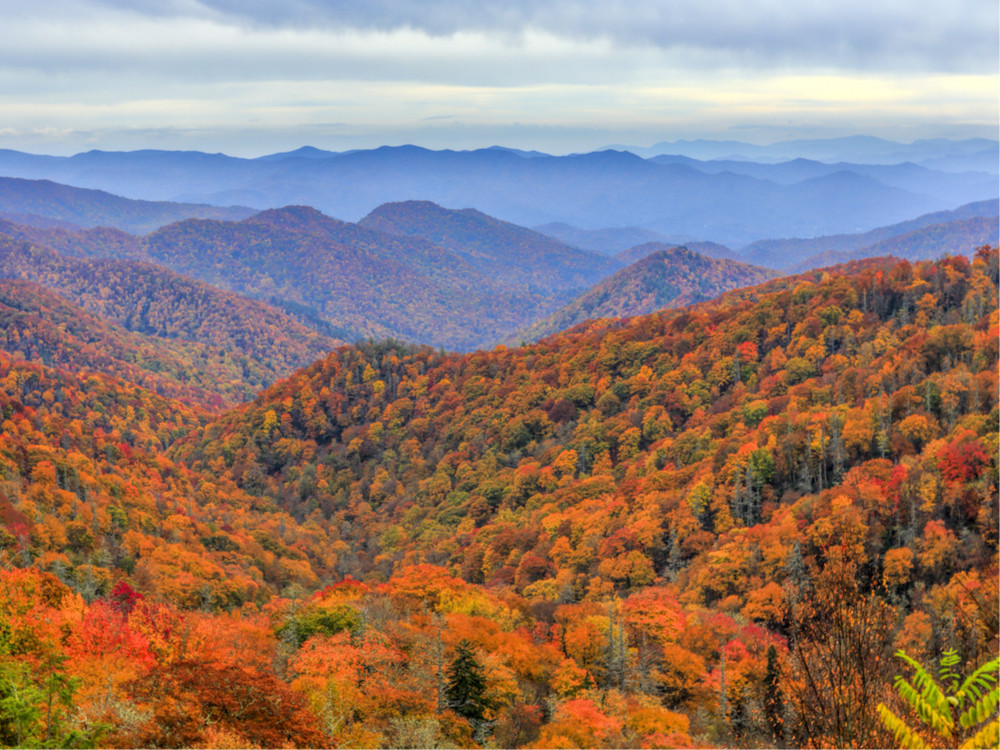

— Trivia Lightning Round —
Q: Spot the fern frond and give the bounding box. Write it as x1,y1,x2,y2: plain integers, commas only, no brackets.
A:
940,649,962,689
878,703,928,749
941,650,962,668
897,650,955,726
958,719,998,750
897,676,955,736
960,687,998,730
957,657,999,704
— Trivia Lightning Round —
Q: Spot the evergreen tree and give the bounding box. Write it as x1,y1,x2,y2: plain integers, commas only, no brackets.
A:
763,644,784,745
444,640,491,725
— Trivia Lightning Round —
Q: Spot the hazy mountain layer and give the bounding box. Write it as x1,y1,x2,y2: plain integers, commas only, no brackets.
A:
740,199,999,269
0,176,254,234
359,200,619,291
789,215,999,272
2,142,995,246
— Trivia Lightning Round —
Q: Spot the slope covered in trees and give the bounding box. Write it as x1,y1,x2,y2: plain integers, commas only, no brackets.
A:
0,234,341,400
740,199,998,270
0,280,266,409
0,352,336,606
514,246,777,343
0,248,995,748
360,200,619,291
0,176,254,234
141,205,583,350
790,215,1000,272
0,217,147,260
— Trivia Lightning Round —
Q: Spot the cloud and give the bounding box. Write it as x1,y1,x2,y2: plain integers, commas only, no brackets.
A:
57,0,998,73
0,0,994,155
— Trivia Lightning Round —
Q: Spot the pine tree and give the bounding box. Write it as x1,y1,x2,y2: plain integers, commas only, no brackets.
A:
444,640,491,725
763,644,784,744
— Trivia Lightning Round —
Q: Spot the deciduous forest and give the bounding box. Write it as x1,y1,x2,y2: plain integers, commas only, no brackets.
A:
0,239,995,747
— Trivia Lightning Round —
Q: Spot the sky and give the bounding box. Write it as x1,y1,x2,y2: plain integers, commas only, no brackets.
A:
0,0,997,156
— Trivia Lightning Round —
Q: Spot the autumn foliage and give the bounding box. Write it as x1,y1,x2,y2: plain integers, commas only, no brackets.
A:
0,244,995,747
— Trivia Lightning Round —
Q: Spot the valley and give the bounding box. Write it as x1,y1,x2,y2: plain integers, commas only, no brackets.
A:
0,141,995,748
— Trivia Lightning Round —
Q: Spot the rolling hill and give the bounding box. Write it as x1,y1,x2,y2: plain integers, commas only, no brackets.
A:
615,239,738,265
359,200,619,291
739,199,998,269
0,176,254,234
140,205,575,350
512,245,777,343
0,232,342,401
0,279,260,409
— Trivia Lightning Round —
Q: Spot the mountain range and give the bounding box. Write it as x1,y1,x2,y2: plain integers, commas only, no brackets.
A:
0,172,994,355
0,137,995,247
609,135,999,169
739,199,999,269
0,137,994,748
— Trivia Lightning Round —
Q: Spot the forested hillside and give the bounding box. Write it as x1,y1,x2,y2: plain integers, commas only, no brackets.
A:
790,215,999,272
0,280,271,409
515,246,777,343
359,200,619,291
0,248,995,748
0,176,253,234
141,206,572,350
0,234,342,402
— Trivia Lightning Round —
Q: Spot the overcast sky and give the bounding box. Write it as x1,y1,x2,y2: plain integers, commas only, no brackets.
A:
1,0,996,155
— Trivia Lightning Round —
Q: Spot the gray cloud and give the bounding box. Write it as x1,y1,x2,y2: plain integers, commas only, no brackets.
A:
0,0,994,155
59,0,998,73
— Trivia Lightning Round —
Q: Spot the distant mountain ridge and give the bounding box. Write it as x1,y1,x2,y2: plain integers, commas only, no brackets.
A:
0,175,254,233
0,139,995,247
788,215,999,273
611,135,999,169
740,199,999,269
533,222,704,256
647,154,997,208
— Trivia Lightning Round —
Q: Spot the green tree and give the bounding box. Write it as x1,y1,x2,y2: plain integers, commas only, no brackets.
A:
763,644,784,744
444,640,492,725
0,654,90,749
877,649,999,749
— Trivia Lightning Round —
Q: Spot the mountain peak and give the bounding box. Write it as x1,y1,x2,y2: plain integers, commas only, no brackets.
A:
255,145,339,162
242,205,345,232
